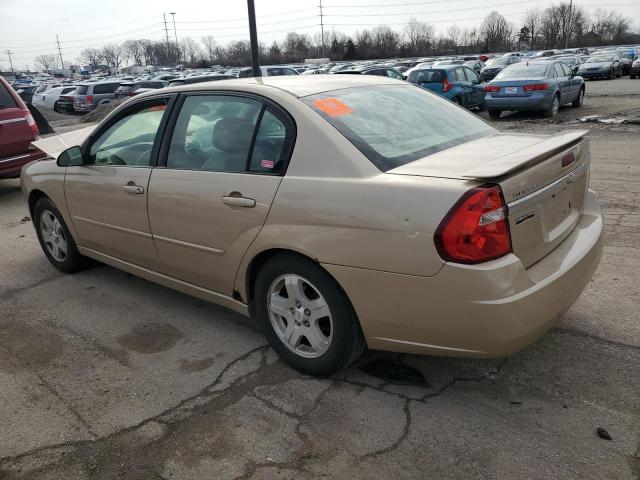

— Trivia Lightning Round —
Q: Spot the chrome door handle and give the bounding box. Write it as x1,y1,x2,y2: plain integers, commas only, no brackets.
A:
221,196,256,208
122,185,144,194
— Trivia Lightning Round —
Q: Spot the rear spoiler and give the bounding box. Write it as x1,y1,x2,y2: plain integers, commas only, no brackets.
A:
462,130,588,179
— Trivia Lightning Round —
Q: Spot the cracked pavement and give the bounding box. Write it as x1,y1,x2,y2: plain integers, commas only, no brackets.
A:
1,84,639,479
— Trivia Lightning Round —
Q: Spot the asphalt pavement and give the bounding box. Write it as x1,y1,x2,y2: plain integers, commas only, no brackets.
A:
0,78,638,480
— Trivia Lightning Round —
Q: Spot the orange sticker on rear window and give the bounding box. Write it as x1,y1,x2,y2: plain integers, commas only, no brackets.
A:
313,98,352,117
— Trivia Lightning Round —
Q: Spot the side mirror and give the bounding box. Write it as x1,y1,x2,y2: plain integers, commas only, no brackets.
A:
57,146,85,167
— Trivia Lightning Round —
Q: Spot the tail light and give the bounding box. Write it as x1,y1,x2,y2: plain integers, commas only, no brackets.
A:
523,83,550,91
484,85,500,93
22,109,40,139
434,185,512,264
86,95,94,103
443,78,453,93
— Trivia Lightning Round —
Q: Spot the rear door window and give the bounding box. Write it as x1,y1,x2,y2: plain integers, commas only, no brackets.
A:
61,87,75,95
93,83,119,94
553,64,565,78
453,68,466,81
408,70,443,83
463,68,479,82
0,83,18,108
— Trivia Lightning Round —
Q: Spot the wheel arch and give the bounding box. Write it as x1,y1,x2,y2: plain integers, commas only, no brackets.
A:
242,248,350,317
28,189,49,218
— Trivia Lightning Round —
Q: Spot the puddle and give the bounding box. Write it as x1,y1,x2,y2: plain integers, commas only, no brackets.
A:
117,323,183,354
359,359,429,387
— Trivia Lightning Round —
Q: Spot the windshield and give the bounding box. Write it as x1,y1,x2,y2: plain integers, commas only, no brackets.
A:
496,63,549,78
486,58,508,67
614,50,632,59
588,55,615,63
303,84,496,171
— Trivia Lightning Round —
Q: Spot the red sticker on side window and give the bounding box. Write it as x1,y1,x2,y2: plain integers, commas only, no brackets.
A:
313,98,353,117
261,160,275,169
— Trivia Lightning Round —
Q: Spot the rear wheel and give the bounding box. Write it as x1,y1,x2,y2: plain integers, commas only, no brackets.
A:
544,94,560,118
34,197,90,273
254,254,366,376
609,69,614,80
572,88,584,108
631,73,637,79
488,109,501,119
53,101,60,113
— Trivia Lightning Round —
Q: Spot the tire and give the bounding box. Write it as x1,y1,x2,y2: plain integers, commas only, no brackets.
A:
33,197,90,274
488,109,501,119
572,88,584,108
254,254,366,376
53,101,60,113
609,69,614,80
544,94,560,118
477,101,487,112
631,74,637,79
453,97,462,106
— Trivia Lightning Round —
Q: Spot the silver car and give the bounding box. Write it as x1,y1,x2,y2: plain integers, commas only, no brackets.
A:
73,81,121,112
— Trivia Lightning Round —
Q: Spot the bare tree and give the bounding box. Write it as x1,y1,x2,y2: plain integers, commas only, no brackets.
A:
122,40,145,66
405,18,434,56
371,25,400,57
101,44,125,72
78,48,102,70
446,24,462,53
522,7,542,49
481,11,513,52
34,54,58,71
179,38,201,65
201,35,216,64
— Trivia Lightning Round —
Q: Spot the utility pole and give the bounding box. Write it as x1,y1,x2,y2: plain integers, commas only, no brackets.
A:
319,0,325,58
56,35,64,69
4,50,15,73
170,12,179,65
564,0,573,49
163,13,171,65
247,0,261,77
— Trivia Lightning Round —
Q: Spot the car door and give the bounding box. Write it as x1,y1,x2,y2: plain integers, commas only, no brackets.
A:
147,93,295,295
0,80,33,160
553,63,570,104
463,67,484,106
64,96,174,268
453,68,471,105
560,63,579,99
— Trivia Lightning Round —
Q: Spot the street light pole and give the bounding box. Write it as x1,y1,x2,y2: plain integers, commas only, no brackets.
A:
247,0,261,77
170,12,179,65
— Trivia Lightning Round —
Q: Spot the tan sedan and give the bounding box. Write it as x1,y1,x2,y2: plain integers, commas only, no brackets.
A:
21,75,603,375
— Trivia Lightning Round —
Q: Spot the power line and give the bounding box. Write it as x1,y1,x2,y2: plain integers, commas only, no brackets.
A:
324,0,534,17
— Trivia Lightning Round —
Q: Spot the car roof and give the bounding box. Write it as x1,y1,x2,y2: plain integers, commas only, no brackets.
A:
148,74,400,98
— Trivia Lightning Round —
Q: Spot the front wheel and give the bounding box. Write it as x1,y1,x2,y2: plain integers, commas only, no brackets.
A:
34,197,90,273
254,254,366,376
572,88,584,108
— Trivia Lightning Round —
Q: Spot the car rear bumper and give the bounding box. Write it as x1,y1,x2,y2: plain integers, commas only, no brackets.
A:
484,92,554,110
0,149,47,179
324,190,603,358
74,103,95,112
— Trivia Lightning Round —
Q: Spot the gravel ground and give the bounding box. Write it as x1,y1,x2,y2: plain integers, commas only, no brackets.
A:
0,77,638,480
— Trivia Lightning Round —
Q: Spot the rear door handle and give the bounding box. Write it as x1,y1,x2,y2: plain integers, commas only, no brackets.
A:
122,184,144,194
221,195,256,208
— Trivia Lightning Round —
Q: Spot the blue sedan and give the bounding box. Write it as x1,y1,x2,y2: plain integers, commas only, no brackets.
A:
484,60,585,118
407,65,485,109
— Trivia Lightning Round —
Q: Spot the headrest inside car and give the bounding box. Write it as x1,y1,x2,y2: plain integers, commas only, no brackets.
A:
212,118,254,152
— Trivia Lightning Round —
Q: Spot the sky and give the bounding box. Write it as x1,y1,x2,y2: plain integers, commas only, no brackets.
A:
1,0,639,70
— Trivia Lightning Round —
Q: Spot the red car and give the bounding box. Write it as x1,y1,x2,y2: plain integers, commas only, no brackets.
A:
0,76,46,179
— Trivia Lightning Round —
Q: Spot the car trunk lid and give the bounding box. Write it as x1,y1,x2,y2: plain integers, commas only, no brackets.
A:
388,130,590,267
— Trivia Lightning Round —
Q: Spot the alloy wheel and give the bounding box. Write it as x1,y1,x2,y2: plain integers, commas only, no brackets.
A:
40,210,67,262
267,274,333,358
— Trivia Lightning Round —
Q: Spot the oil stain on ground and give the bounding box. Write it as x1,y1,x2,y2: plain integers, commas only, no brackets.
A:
0,320,64,373
116,323,183,354
179,357,216,373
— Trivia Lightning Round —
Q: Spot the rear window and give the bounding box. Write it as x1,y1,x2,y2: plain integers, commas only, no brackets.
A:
93,83,119,94
267,68,297,76
408,69,444,83
304,84,495,171
496,63,549,78
76,85,89,95
0,82,18,108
